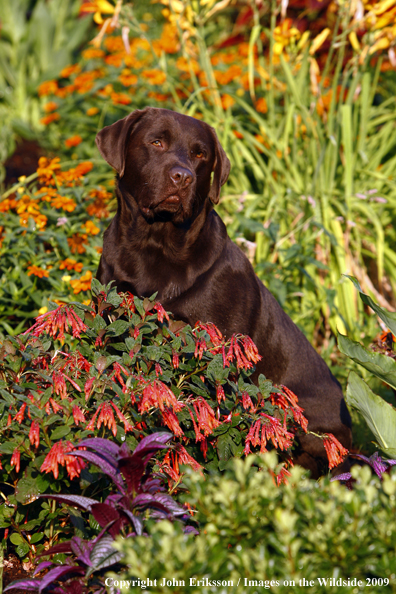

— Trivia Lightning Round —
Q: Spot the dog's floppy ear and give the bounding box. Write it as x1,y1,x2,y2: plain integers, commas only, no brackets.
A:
95,108,149,177
208,127,231,205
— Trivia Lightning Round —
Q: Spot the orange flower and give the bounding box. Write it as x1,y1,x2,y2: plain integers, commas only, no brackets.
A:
221,94,235,109
255,97,268,113
59,258,84,272
82,48,105,59
65,135,83,148
67,233,88,254
161,409,183,436
86,402,117,436
38,80,58,96
37,157,61,182
82,220,100,235
51,195,77,212
44,101,58,113
60,64,81,78
0,197,17,212
27,265,49,278
118,71,138,86
70,270,93,294
14,403,27,424
110,91,132,105
189,397,221,441
15,195,40,216
141,69,166,85
40,113,60,125
41,441,86,480
215,65,243,85
86,107,100,116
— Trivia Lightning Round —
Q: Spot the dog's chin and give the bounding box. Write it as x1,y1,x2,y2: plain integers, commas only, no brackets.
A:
140,195,193,223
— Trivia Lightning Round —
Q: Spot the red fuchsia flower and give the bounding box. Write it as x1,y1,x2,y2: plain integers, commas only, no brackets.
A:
41,441,86,480
194,337,207,360
161,408,183,437
11,447,21,473
175,444,203,472
155,363,163,377
195,321,223,347
241,391,256,412
280,385,308,432
25,305,87,341
84,377,95,401
221,345,230,368
46,398,63,414
72,405,86,426
322,433,349,469
154,302,169,323
189,397,221,441
0,456,3,471
112,362,129,388
29,420,40,448
14,403,27,424
139,380,184,414
244,414,294,455
133,326,140,339
6,410,12,427
216,384,226,404
274,463,292,486
120,292,135,312
52,370,82,399
162,451,180,482
110,402,134,433
172,351,179,369
241,336,262,364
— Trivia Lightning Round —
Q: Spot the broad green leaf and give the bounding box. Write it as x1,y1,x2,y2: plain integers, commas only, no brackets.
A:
346,275,396,335
338,333,396,390
106,319,130,337
346,371,396,457
50,425,71,440
15,477,40,504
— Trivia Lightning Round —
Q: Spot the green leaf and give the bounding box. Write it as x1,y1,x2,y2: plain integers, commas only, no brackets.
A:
338,333,396,390
15,477,40,504
346,275,396,335
10,533,24,545
346,371,396,457
217,432,237,462
207,354,229,382
50,425,71,440
106,319,130,337
16,542,30,558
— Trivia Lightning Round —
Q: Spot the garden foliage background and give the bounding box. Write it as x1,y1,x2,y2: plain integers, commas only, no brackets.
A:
1,0,396,590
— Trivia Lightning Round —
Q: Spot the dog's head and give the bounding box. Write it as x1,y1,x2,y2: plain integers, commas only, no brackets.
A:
96,107,230,223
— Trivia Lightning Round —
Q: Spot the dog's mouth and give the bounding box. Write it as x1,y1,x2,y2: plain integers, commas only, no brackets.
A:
160,194,181,207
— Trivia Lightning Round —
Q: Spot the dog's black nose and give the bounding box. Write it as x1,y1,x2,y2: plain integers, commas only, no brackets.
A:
169,166,193,189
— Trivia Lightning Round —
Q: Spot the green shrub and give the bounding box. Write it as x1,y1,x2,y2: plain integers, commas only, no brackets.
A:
115,453,396,594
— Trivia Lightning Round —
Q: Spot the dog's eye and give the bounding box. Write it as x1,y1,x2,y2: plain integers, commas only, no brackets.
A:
194,150,204,159
152,140,162,147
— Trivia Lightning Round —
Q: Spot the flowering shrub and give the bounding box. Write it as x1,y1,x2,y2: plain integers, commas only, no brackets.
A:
0,280,346,562
0,157,112,333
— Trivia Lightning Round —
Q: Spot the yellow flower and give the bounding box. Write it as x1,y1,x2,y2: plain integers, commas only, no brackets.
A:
38,306,48,315
309,28,331,55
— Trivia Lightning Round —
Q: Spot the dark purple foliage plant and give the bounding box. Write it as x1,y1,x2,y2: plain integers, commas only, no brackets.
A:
4,432,192,594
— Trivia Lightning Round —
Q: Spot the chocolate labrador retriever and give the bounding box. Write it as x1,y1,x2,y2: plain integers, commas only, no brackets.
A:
95,106,352,476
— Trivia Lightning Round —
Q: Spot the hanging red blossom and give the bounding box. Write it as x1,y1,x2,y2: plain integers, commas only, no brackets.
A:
153,302,169,323
323,433,348,469
72,405,86,426
41,441,86,479
26,305,87,341
29,420,40,448
14,403,27,424
161,408,183,437
139,380,184,413
11,447,21,473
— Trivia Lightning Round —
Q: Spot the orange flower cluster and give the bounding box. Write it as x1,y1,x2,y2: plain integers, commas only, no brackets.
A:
26,304,87,341
27,265,49,278
244,413,294,455
86,401,134,435
60,258,84,273
70,270,93,294
322,433,349,469
41,441,86,480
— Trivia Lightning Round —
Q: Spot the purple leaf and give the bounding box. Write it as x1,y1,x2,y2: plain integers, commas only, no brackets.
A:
387,459,396,466
132,432,172,460
70,537,94,567
117,456,144,495
38,566,85,593
121,509,143,536
4,579,40,592
151,493,185,516
370,452,388,478
330,472,352,482
33,562,53,576
66,451,124,490
88,535,123,573
77,438,120,458
91,503,120,528
36,541,73,558
184,525,199,535
39,494,97,512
